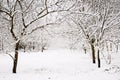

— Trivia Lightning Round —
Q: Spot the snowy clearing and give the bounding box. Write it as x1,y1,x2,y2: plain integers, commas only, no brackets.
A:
0,49,120,80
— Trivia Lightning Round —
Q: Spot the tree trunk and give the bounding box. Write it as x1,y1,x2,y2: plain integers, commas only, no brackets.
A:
90,43,96,63
41,46,44,52
97,49,100,68
12,41,20,73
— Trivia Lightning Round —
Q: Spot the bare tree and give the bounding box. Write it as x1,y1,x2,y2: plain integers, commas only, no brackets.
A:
0,0,75,73
66,0,120,66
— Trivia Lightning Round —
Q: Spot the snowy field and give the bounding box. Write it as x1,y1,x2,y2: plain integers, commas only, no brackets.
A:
0,49,120,80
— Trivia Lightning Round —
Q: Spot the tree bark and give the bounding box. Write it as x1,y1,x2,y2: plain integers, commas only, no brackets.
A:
90,43,96,63
12,41,20,73
97,49,100,68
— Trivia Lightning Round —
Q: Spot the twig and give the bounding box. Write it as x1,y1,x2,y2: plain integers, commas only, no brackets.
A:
5,51,14,61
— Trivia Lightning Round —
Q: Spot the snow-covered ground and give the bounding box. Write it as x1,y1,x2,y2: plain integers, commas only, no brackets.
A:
0,49,120,80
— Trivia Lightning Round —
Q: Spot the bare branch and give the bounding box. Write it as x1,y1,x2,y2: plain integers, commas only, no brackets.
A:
45,0,48,13
27,23,57,35
16,0,27,37
0,9,12,17
71,17,90,41
5,51,14,61
26,9,71,28
37,8,47,16
106,12,120,27
23,0,34,13
100,8,108,32
37,0,64,16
